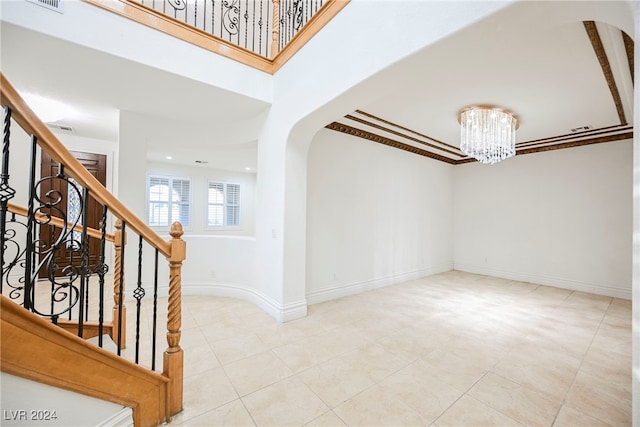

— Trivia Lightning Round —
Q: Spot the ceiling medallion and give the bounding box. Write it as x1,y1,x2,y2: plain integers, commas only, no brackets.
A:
458,105,519,165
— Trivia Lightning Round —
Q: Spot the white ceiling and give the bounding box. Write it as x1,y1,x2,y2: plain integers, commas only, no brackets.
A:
330,1,634,163
0,20,270,171
0,1,634,171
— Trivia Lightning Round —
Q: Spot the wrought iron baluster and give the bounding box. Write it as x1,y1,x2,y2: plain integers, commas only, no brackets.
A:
77,186,91,337
1,106,16,295
214,0,218,33
293,0,303,32
117,221,126,356
97,205,108,347
243,0,248,49
252,0,256,52
288,0,293,46
23,136,38,311
64,170,74,293
68,216,76,322
50,269,55,318
289,0,293,46
258,0,264,56
30,204,37,309
152,248,159,371
134,234,145,364
203,0,207,33
194,0,198,30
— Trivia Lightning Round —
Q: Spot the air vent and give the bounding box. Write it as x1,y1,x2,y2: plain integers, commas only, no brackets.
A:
195,160,209,164
26,0,64,13
46,123,74,133
571,125,592,133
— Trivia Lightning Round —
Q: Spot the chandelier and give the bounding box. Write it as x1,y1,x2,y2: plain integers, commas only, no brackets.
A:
458,105,519,165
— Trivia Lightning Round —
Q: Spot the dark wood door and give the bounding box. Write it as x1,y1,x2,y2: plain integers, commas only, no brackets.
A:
39,151,107,278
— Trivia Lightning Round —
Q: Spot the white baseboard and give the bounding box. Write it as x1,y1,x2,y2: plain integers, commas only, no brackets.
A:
306,263,453,305
97,407,133,427
454,263,632,300
181,282,307,323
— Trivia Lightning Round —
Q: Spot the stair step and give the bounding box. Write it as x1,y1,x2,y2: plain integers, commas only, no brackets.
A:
86,334,119,354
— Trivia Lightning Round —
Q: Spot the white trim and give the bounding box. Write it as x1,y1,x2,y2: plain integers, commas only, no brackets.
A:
306,264,453,305
97,407,133,427
181,282,307,322
146,174,192,229
454,263,632,300
205,180,242,229
175,234,256,241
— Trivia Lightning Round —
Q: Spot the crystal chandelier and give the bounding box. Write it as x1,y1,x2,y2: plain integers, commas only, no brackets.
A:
458,105,519,165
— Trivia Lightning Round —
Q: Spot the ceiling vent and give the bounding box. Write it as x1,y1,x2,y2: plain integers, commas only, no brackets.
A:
26,0,64,13
571,125,592,133
46,123,74,133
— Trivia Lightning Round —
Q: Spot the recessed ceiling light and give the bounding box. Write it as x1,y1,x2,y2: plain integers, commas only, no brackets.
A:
165,156,173,160
245,167,251,171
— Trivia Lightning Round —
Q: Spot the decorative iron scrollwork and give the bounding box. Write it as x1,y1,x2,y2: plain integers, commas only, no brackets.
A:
27,172,86,319
133,286,146,301
168,0,186,10
0,182,16,204
222,0,240,35
293,0,304,31
2,215,28,301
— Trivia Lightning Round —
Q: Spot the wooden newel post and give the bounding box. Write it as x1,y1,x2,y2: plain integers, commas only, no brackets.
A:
164,222,185,417
112,219,126,349
271,0,280,58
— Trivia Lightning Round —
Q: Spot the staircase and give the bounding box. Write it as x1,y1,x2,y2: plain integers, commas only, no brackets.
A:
0,72,186,427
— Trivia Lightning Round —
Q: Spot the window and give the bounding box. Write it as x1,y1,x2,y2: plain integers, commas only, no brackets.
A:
147,175,191,227
208,181,240,227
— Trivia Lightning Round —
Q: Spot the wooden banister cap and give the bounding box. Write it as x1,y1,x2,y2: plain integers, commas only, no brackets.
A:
170,222,184,239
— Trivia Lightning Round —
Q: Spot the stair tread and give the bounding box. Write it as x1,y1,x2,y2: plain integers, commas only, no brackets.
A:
86,334,119,354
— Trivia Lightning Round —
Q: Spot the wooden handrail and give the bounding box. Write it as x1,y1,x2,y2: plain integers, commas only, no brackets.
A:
0,72,171,258
7,202,116,242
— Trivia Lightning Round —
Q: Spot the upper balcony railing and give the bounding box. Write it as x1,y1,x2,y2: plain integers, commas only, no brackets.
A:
84,0,349,73
130,0,326,58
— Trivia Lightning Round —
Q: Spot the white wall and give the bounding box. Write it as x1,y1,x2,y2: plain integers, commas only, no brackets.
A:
1,373,132,427
113,129,260,314
631,3,639,424
454,140,633,299
0,0,272,103
256,0,513,320
306,129,454,303
140,163,265,314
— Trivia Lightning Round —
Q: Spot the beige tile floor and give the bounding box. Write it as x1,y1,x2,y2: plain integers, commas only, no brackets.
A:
133,271,631,426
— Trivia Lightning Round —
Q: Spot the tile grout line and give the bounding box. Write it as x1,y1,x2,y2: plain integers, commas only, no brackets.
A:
549,297,613,427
